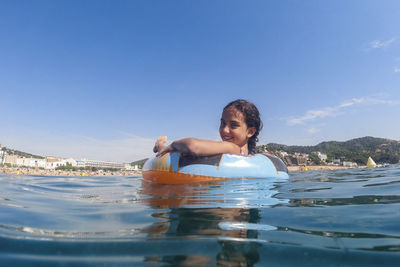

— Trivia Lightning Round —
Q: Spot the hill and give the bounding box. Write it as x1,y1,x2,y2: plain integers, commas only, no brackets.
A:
1,146,44,159
258,136,400,165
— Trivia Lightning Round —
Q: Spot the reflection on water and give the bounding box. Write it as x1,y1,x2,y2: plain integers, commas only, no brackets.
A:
140,177,283,209
140,179,280,266
1,165,400,265
142,207,262,266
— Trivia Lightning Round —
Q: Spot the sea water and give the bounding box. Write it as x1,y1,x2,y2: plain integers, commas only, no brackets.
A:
1,165,400,266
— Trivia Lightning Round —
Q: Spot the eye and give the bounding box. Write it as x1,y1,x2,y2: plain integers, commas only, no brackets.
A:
230,122,240,129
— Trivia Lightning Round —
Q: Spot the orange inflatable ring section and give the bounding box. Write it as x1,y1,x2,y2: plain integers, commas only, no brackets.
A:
142,170,228,184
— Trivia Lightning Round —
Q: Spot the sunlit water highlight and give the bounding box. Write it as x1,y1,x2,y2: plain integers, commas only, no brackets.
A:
1,165,400,266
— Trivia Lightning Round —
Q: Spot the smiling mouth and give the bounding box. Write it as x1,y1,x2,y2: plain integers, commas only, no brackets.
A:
222,137,233,142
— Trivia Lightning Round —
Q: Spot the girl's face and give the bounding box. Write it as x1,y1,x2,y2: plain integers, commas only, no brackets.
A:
219,107,256,148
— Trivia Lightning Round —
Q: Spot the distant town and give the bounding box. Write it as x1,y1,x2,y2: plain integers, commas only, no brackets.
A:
257,136,400,167
0,144,139,172
259,148,358,168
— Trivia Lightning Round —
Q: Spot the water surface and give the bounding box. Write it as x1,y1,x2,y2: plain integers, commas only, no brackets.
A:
1,165,400,266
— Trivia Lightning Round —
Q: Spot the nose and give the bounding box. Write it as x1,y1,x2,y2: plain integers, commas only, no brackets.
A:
221,124,229,134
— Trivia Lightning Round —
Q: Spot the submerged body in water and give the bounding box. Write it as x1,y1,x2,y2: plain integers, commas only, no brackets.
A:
1,165,400,265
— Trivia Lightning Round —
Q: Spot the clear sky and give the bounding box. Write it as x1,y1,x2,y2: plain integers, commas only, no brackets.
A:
1,0,400,162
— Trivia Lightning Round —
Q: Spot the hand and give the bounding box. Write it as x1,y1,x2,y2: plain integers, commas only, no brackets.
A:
153,136,168,153
156,144,173,157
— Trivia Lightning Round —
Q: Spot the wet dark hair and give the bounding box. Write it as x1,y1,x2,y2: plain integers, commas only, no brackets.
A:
223,99,263,155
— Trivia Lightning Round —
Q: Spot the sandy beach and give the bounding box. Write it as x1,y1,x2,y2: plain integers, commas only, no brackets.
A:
287,165,361,172
0,166,142,177
0,165,362,177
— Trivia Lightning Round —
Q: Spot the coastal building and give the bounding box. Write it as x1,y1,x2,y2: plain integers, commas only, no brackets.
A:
80,159,125,170
45,161,66,169
342,161,358,168
4,155,47,168
46,157,127,170
279,151,289,157
18,157,46,168
294,153,309,165
124,163,139,171
45,160,67,169
314,152,328,162
45,156,63,162
65,158,78,167
2,151,128,171
4,155,19,165
75,159,86,168
44,156,69,169
274,151,309,166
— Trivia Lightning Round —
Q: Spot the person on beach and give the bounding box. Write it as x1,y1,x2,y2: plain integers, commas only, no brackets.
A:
153,99,263,157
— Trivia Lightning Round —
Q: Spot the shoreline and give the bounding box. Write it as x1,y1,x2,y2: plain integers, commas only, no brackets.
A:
0,166,142,177
1,165,364,177
287,165,363,172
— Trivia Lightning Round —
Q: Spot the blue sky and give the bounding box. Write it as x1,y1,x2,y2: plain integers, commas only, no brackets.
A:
1,0,400,162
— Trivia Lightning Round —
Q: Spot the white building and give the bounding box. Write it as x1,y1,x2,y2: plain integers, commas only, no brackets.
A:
17,157,46,168
2,151,126,170
63,158,125,169
4,154,47,168
4,155,19,166
314,152,328,162
124,163,139,171
342,161,358,167
44,156,67,170
278,151,288,157
75,159,86,168
65,158,78,167
78,159,124,169
45,160,67,170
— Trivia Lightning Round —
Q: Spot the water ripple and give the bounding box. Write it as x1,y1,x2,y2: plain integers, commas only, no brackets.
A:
1,165,400,265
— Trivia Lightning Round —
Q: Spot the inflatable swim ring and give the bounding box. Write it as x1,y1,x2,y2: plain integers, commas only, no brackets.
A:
142,152,289,184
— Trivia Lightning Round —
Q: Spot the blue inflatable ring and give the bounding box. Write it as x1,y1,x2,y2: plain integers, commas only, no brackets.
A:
143,152,289,184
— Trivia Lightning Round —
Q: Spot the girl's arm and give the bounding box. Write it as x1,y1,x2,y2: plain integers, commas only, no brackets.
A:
156,138,240,157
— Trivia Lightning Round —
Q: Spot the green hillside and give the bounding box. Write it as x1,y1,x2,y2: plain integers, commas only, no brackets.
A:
1,146,44,159
258,136,400,165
